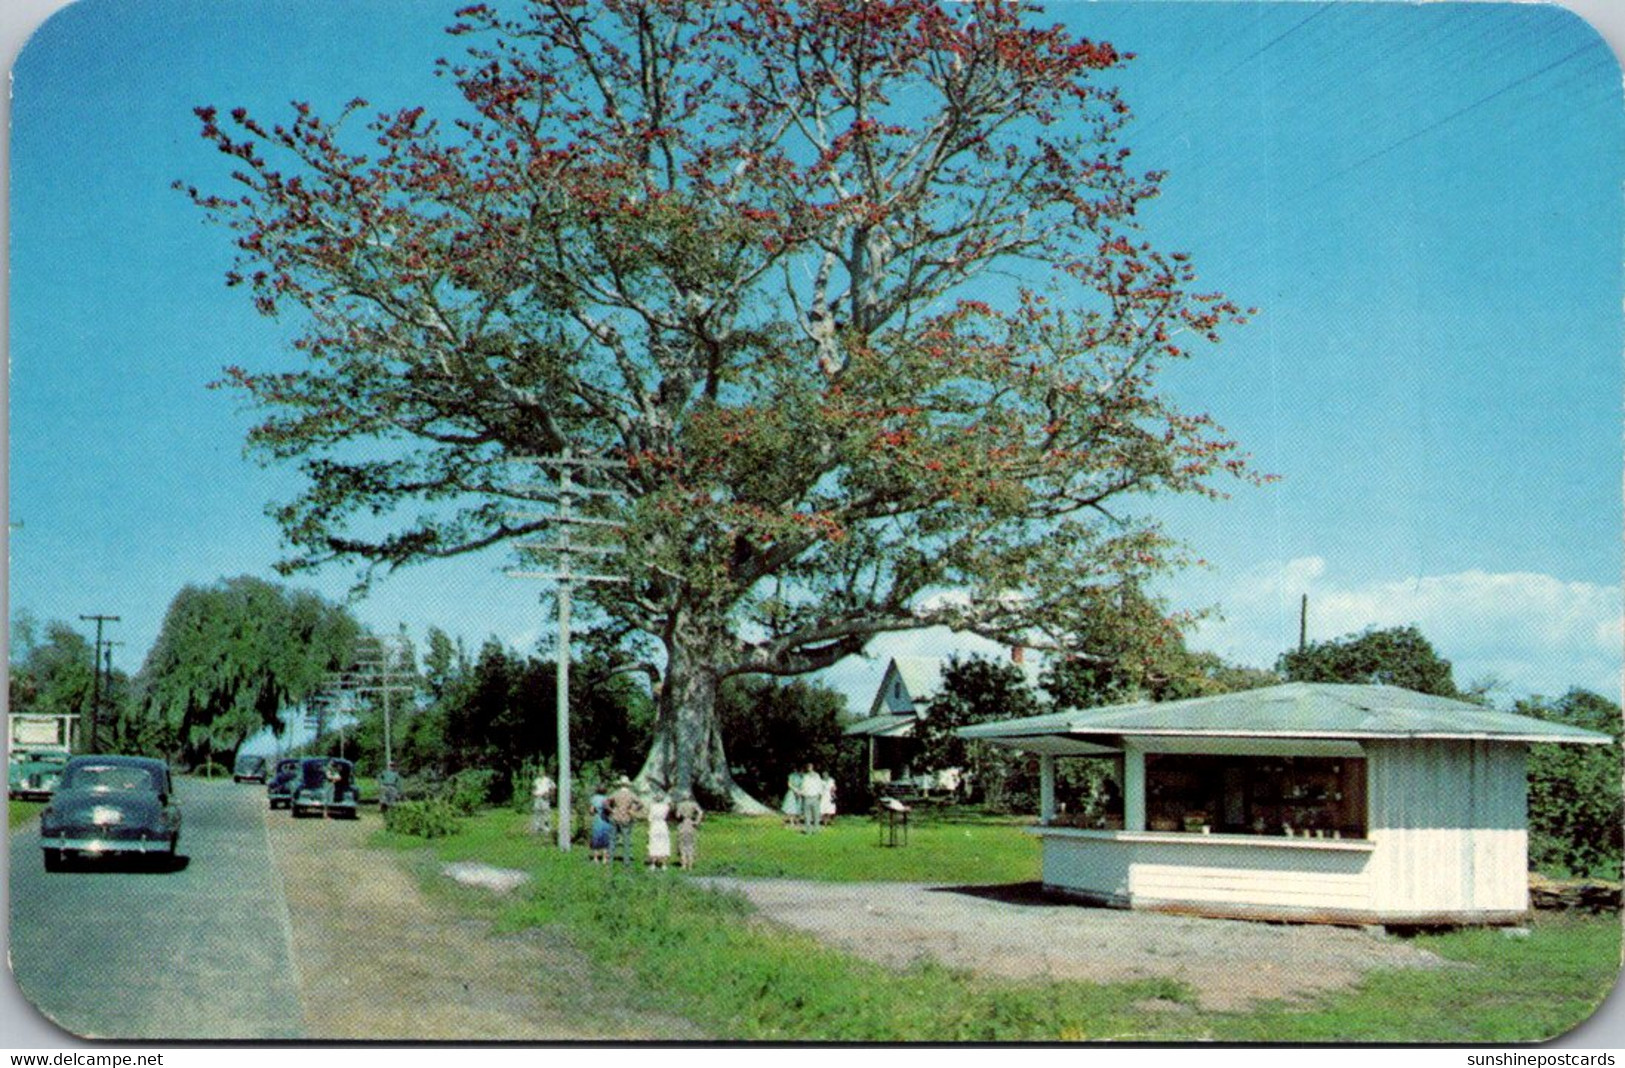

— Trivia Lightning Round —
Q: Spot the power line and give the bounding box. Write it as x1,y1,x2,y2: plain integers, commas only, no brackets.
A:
1129,1,1346,144
342,634,416,768
1289,40,1603,201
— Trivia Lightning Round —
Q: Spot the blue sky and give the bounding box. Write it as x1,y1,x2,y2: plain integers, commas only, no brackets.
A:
7,0,1623,711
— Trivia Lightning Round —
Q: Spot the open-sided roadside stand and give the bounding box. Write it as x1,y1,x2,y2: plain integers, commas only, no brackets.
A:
958,682,1611,926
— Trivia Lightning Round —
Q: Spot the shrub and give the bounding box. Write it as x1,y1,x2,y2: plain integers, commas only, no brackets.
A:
384,799,462,838
1522,691,1623,879
440,767,497,815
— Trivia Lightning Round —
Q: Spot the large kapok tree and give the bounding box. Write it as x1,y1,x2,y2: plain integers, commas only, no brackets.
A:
182,0,1259,808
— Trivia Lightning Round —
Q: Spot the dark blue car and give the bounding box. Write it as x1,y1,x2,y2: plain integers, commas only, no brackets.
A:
39,755,181,871
233,753,269,783
290,757,359,819
266,758,300,810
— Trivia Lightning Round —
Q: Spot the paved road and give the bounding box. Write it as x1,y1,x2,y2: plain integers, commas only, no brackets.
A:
9,778,305,1040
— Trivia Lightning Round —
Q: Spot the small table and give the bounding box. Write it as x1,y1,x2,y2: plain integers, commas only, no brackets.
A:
877,802,910,847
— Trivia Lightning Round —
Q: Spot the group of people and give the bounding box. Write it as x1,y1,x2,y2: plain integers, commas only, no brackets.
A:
781,764,836,833
528,770,703,869
583,776,704,870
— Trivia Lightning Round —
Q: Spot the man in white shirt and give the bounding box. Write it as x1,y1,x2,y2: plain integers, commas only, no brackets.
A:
797,763,824,834
530,770,555,836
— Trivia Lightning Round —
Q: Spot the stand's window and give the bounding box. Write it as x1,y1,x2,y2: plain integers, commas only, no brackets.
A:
1145,754,1366,838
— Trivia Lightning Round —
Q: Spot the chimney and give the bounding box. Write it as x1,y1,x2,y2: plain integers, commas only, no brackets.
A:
1011,645,1025,664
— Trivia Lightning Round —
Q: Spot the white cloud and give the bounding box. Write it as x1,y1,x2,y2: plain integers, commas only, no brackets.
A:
1182,557,1623,701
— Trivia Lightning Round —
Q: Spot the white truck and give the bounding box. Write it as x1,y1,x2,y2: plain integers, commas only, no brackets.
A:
8,714,77,801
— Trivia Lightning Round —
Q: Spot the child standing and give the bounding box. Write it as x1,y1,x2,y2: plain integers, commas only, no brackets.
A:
675,793,704,870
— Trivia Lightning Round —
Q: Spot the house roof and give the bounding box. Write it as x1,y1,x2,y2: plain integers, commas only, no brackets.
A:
892,657,947,705
843,713,920,738
957,682,1614,749
870,654,1047,712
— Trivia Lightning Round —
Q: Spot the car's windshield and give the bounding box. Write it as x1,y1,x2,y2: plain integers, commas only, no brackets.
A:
235,756,265,772
63,763,160,793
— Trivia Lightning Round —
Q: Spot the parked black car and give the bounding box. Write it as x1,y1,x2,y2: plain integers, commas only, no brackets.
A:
232,754,269,783
267,758,301,810
39,755,181,871
290,757,359,819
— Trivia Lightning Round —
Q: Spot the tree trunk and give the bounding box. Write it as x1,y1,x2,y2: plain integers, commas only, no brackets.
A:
634,631,770,814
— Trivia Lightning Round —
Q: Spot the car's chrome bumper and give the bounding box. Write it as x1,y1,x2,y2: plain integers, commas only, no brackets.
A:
42,836,172,854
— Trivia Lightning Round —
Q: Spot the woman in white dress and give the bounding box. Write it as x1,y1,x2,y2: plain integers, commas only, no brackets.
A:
646,792,673,869
781,770,803,827
820,778,837,825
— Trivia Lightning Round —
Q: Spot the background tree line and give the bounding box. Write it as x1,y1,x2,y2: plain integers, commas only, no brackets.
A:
12,577,1617,879
9,576,854,811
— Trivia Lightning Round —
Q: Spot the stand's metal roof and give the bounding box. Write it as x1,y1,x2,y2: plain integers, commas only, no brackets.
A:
957,682,1614,749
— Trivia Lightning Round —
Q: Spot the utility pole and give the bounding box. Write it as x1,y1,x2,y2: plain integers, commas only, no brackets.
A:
78,614,119,753
101,641,124,748
306,689,338,753
343,634,415,769
1299,594,1309,653
507,447,627,852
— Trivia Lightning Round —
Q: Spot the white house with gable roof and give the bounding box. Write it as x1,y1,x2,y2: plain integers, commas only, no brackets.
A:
844,651,1044,789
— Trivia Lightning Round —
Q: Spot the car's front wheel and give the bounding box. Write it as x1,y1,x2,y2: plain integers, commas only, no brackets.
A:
42,850,65,873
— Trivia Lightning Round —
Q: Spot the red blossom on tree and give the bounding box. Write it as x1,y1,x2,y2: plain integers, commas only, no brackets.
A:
181,0,1262,807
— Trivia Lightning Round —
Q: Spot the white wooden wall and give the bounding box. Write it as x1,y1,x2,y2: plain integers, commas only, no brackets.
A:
1039,829,1376,918
1365,739,1529,914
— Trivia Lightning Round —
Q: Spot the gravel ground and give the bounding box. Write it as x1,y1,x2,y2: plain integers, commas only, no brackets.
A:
698,877,1455,1010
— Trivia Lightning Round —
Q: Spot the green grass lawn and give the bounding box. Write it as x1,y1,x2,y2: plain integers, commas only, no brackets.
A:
698,810,1040,883
379,807,1621,1042
1208,914,1622,1043
8,799,44,830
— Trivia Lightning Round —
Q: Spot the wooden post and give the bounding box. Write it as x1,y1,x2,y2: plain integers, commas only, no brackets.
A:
556,448,573,852
1123,745,1146,832
1039,754,1056,825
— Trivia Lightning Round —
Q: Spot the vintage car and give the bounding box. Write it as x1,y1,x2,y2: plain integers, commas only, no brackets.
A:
266,757,301,809
290,757,359,819
38,755,181,871
8,749,70,802
232,753,269,783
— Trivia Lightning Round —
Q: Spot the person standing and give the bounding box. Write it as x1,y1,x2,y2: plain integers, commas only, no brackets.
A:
820,776,838,826
781,769,803,828
323,760,343,820
606,776,644,866
646,792,672,870
588,786,613,864
378,761,403,814
530,769,556,837
798,763,824,834
675,793,703,870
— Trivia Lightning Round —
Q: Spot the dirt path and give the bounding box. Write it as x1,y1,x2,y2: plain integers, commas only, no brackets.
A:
265,807,701,1040
700,877,1456,1011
